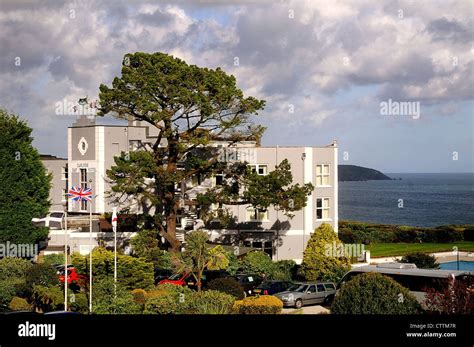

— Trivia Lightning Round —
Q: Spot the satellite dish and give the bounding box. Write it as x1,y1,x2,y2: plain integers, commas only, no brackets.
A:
78,96,88,105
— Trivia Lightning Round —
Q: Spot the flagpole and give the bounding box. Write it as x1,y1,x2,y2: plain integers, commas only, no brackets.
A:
89,197,93,314
112,207,117,299
64,206,68,311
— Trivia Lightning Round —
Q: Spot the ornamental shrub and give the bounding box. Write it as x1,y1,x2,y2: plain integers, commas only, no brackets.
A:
69,292,88,314
143,284,192,314
272,260,297,281
240,251,275,278
31,285,64,312
131,289,147,305
300,223,351,283
9,297,31,311
331,272,422,314
233,295,283,314
187,290,235,314
92,278,142,314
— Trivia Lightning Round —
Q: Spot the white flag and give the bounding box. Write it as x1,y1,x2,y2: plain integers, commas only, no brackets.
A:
111,208,117,229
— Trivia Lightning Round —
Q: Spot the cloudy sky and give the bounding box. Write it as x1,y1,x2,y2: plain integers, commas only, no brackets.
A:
0,0,472,173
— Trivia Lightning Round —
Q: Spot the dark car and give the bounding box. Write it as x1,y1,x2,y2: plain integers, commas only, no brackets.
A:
186,270,230,290
252,280,292,296
231,274,263,296
154,269,173,284
0,305,38,315
44,311,81,315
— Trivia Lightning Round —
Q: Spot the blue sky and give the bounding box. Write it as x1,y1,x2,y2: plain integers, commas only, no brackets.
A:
0,0,472,173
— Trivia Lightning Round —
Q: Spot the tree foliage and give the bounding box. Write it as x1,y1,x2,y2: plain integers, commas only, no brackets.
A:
92,277,141,314
130,229,171,269
172,230,229,291
0,257,32,305
99,52,265,251
196,159,314,219
72,248,154,291
424,276,474,314
300,223,351,283
239,251,275,278
0,108,51,244
399,252,439,269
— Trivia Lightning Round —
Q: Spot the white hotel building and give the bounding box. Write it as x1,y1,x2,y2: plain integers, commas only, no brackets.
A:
42,115,338,262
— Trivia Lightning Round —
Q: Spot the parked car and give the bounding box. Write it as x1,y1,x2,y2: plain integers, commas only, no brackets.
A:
252,280,292,296
0,305,38,315
231,274,263,296
159,270,230,289
44,311,81,315
274,282,336,308
154,269,173,284
159,272,189,286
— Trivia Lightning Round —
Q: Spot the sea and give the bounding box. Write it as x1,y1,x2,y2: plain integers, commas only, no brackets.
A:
339,173,474,227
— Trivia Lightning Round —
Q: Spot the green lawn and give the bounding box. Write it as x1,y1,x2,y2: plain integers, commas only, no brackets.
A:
367,241,474,258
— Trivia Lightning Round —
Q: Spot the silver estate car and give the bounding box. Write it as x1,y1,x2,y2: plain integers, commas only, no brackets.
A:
274,282,336,309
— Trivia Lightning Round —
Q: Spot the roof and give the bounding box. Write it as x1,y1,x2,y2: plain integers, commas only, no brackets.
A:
40,154,67,160
353,265,473,278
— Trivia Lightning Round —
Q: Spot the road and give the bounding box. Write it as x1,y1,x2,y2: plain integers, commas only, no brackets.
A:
281,305,330,314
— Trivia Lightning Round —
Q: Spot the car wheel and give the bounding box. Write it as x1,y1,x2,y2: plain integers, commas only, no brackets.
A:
295,299,303,309
323,295,334,306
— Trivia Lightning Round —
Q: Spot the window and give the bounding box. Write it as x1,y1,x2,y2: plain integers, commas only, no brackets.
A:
61,166,68,180
249,164,268,176
264,241,273,257
246,207,268,221
80,168,88,211
307,285,317,293
316,164,330,186
215,172,224,186
316,198,330,220
62,189,68,202
324,283,335,290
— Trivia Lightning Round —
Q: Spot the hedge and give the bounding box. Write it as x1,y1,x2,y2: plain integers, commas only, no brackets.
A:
187,290,235,314
338,221,469,244
233,295,283,314
9,297,31,311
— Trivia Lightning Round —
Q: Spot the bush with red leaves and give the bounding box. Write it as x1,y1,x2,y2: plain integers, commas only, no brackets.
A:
423,275,474,314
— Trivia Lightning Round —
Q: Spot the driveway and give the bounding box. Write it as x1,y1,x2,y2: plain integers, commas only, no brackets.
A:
281,305,330,315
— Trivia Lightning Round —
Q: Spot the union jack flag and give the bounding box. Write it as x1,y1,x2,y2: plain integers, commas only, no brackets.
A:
67,186,93,202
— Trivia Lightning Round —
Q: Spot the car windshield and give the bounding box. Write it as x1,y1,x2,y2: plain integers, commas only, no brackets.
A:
288,284,307,292
168,273,183,280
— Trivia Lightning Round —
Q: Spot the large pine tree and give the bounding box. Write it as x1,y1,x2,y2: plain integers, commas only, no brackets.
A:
0,109,51,245
99,52,313,251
